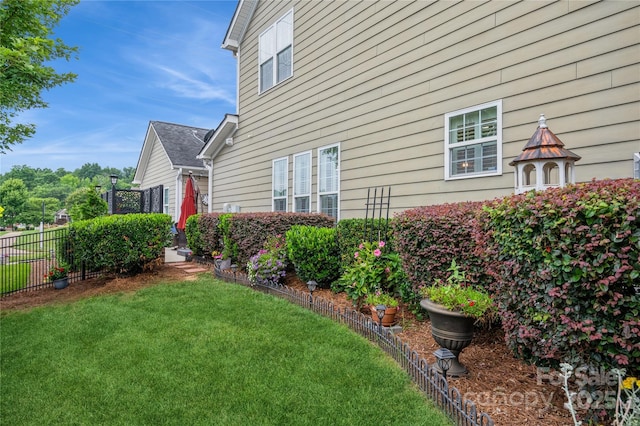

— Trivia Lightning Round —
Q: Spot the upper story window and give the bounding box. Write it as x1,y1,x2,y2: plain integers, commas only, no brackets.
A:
444,100,502,180
293,151,311,213
272,157,288,212
318,144,340,219
259,9,293,93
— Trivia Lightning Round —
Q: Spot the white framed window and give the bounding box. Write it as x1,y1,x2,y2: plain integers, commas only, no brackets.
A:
444,100,502,180
163,188,170,215
272,157,288,212
317,143,340,219
259,9,293,93
293,151,311,213
634,152,640,179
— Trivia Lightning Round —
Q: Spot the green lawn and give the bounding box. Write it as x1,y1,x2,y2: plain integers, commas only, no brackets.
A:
0,276,452,426
0,262,30,293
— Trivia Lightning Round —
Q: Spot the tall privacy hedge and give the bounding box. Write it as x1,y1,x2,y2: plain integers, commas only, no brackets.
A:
481,179,639,375
68,213,173,274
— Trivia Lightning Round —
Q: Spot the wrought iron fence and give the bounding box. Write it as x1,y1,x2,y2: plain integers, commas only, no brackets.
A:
213,266,494,426
0,228,104,296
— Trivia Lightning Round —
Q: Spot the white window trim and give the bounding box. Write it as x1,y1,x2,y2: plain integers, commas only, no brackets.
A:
634,152,640,179
258,8,294,94
293,150,312,213
272,157,288,212
317,143,340,220
444,100,503,180
163,187,170,215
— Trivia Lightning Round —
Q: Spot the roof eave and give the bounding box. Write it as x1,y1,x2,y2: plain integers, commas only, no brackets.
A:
222,0,258,53
197,114,239,160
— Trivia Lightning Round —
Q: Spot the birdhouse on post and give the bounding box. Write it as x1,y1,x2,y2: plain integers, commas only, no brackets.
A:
510,114,581,194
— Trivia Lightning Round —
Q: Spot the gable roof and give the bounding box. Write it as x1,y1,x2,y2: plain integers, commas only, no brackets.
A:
133,121,210,184
222,0,258,53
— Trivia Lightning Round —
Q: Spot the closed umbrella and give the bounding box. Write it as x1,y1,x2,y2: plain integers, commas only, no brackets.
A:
177,175,197,231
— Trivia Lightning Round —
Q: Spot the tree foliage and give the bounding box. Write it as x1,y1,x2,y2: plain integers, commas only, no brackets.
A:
0,178,28,223
0,0,79,152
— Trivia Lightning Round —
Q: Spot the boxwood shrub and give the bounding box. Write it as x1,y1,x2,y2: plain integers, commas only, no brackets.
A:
286,225,340,288
185,213,225,257
481,179,639,375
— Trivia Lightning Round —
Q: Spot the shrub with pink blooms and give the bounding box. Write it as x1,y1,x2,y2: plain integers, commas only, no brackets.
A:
335,240,408,307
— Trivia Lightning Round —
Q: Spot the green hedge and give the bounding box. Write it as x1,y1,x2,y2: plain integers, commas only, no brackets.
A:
185,213,226,257
68,213,172,275
481,178,639,375
286,225,340,288
227,213,335,269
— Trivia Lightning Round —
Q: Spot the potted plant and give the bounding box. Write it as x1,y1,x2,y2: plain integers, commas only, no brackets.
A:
365,290,400,326
419,259,495,376
46,263,69,290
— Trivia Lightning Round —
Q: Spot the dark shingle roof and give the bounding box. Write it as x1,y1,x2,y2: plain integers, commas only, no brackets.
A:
150,121,210,168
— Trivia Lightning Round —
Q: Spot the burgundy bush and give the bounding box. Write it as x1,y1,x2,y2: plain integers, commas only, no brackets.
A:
481,179,639,375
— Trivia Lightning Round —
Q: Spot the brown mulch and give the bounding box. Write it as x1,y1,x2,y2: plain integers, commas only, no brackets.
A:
1,263,572,426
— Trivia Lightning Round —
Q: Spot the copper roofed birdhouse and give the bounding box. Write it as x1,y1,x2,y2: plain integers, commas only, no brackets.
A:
510,114,581,194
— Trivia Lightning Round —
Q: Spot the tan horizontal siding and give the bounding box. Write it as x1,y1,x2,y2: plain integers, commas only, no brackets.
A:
213,0,639,218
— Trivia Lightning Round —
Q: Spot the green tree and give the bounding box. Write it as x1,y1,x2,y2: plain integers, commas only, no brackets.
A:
0,0,79,152
66,187,106,221
0,178,28,224
16,197,60,225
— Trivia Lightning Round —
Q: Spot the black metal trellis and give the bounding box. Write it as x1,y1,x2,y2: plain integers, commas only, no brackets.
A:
211,264,494,426
364,186,391,243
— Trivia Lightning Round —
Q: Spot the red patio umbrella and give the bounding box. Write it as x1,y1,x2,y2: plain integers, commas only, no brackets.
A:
177,175,197,230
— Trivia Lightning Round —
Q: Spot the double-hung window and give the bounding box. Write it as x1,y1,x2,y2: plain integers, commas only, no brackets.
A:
444,100,502,180
318,144,340,219
163,188,170,215
259,9,293,93
272,157,288,212
293,151,311,212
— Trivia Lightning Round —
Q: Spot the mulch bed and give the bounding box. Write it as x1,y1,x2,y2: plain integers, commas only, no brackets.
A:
1,263,573,425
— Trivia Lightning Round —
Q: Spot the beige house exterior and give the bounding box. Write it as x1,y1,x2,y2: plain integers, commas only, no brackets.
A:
133,121,210,223
198,0,639,220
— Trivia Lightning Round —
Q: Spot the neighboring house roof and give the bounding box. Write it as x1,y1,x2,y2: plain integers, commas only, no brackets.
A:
133,121,210,184
222,0,258,53
197,114,239,160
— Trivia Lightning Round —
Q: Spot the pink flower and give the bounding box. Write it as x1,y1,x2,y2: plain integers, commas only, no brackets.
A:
358,243,364,249
354,252,359,259
373,249,382,257
378,241,385,248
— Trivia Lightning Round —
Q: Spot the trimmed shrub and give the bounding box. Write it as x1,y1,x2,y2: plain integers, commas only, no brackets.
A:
225,212,335,268
392,201,489,290
68,213,172,274
481,179,639,375
185,213,225,257
286,225,340,288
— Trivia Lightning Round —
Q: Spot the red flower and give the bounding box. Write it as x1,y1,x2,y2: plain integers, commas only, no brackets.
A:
469,301,476,307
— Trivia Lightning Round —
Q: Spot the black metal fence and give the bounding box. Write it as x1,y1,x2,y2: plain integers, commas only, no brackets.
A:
0,228,104,296
213,266,494,426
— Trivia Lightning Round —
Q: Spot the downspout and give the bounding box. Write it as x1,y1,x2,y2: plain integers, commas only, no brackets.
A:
204,160,213,213
175,168,183,222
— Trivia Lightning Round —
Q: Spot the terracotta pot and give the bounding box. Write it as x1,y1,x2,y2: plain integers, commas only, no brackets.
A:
370,305,398,327
53,277,69,290
420,298,475,376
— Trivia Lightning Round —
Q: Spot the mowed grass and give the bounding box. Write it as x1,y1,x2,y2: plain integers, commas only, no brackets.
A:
1,276,451,426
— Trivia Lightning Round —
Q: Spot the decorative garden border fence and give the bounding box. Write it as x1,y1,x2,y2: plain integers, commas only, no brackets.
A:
0,228,104,296
213,266,494,426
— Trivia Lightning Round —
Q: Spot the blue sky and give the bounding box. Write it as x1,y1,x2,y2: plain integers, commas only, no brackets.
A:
1,0,238,174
